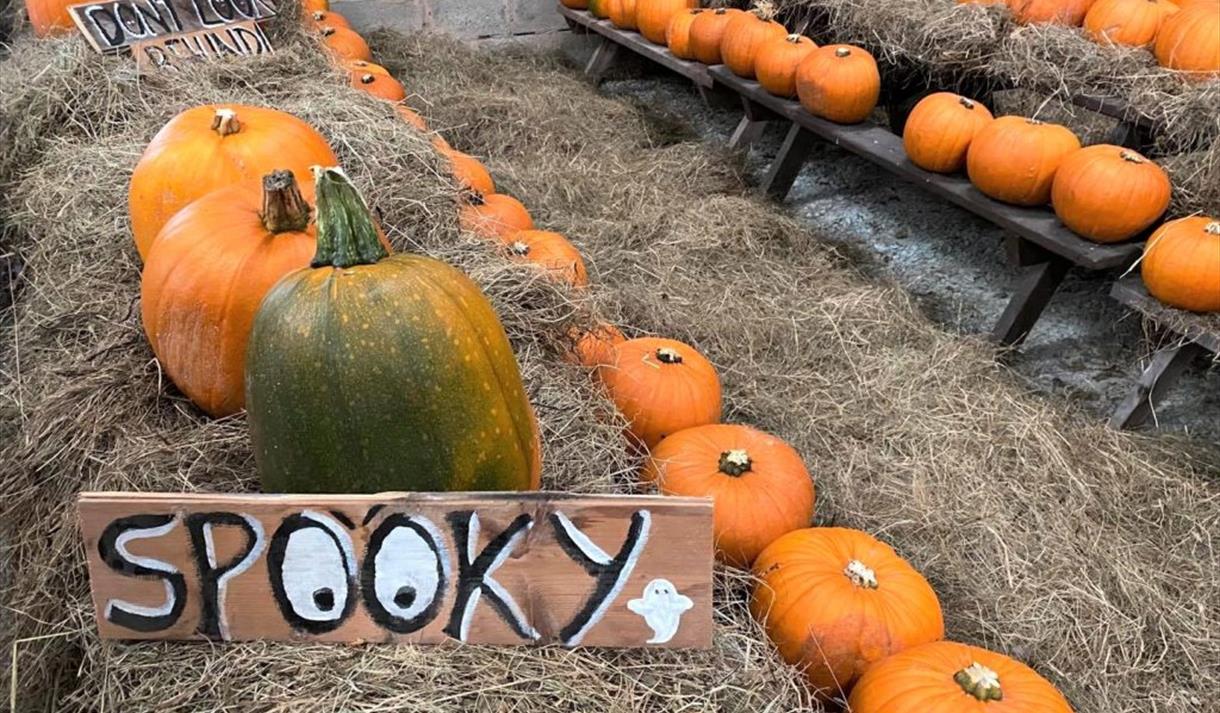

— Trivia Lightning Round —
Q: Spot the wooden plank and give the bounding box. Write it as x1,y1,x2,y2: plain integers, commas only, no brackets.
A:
132,19,273,72
1108,342,1205,429
69,0,277,53
557,5,714,89
1111,278,1220,354
79,491,714,648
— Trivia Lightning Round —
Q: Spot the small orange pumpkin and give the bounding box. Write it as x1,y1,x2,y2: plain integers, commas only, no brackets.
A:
1084,0,1179,46
848,641,1074,713
1141,217,1220,312
755,34,818,97
1051,145,1170,243
344,59,390,76
966,116,1081,206
721,10,789,79
638,0,697,44
902,93,995,174
1008,0,1097,24
459,193,534,240
1154,3,1220,76
666,9,706,59
644,424,815,568
570,322,627,369
606,0,639,30
320,26,372,61
25,0,81,35
751,527,945,697
688,8,744,65
304,0,329,11
795,45,881,124
350,71,407,102
310,9,350,29
439,149,496,195
601,337,722,449
506,230,589,287
560,0,589,8
589,0,611,18
395,105,429,131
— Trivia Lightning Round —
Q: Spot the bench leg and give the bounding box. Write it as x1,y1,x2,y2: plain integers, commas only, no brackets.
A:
564,17,589,34
991,253,1070,347
584,37,621,84
729,115,768,151
1109,342,1203,429
1104,120,1153,153
761,123,816,201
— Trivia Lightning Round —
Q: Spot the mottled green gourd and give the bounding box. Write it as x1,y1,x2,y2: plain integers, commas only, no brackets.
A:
246,167,542,493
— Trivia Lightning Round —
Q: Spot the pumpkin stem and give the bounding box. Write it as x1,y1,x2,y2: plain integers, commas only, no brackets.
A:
786,33,803,43
211,108,241,137
260,170,311,234
463,190,487,207
954,662,1003,702
321,26,337,37
1205,222,1220,235
834,47,851,58
959,96,976,110
510,241,531,256
718,449,753,476
844,559,878,589
655,347,683,364
1025,118,1044,125
1119,150,1146,164
360,73,376,85
311,10,325,20
310,166,388,269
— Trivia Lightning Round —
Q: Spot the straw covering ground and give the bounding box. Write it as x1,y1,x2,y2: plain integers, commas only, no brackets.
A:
0,15,1217,713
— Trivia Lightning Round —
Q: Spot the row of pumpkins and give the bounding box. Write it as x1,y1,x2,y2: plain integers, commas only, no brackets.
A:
567,0,1220,311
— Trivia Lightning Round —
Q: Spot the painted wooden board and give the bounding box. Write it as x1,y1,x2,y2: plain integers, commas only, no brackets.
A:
557,5,714,89
68,0,277,53
132,19,273,71
79,491,714,648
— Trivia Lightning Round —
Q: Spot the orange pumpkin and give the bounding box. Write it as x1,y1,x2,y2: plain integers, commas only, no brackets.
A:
25,0,79,35
320,26,372,61
589,0,611,18
638,0,697,44
350,71,407,102
344,59,390,76
1085,0,1179,46
601,337,722,449
666,9,706,59
304,0,328,10
721,11,789,79
644,424,815,568
606,0,639,29
1051,145,1170,243
129,105,337,260
396,105,429,131
141,171,316,417
560,0,589,8
310,9,349,29
1008,0,1097,24
755,34,818,97
751,527,945,697
1141,217,1220,312
966,116,1081,206
459,193,534,240
848,641,1074,713
506,230,589,287
688,8,744,65
902,93,995,174
438,147,495,195
1154,3,1220,75
571,322,627,369
795,45,881,124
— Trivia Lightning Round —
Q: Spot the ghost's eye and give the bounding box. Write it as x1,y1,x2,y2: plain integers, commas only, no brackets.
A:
268,513,356,634
362,514,449,633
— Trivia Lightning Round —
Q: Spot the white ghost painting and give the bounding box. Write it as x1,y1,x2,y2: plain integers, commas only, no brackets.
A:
627,578,693,644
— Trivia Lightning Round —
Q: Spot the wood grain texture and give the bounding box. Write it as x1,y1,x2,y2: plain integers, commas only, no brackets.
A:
69,0,277,53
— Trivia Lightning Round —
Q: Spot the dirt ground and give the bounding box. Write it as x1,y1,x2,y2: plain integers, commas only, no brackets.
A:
561,41,1220,444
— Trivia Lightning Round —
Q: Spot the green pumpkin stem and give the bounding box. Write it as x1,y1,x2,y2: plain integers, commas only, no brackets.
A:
260,170,311,234
311,166,389,269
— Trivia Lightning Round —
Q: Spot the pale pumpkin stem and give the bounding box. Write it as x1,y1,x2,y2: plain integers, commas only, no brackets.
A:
843,559,878,589
718,449,753,476
1119,150,1146,163
360,74,377,85
260,170,311,234
310,166,389,269
954,662,1003,702
311,10,325,20
211,108,241,136
1205,222,1220,235
785,33,803,43
959,97,976,110
510,241,530,256
1025,118,1044,125
834,47,851,58
321,26,337,37
463,190,486,207
655,347,683,364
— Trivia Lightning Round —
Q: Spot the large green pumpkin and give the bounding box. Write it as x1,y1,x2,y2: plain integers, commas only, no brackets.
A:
246,167,541,493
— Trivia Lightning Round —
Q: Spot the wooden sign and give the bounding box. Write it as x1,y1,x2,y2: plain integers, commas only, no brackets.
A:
132,20,273,72
68,0,277,53
80,491,714,648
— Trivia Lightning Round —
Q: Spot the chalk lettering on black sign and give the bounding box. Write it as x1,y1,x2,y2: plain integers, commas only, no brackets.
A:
267,511,357,634
443,511,539,642
360,513,450,634
97,514,188,632
185,512,265,640
551,510,651,646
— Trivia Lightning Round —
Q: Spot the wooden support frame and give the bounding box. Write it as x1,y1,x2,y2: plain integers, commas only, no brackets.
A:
729,96,782,151
560,6,714,90
584,36,622,84
761,123,816,200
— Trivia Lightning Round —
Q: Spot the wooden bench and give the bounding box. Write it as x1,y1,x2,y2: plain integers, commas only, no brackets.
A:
559,6,714,92
1108,278,1220,429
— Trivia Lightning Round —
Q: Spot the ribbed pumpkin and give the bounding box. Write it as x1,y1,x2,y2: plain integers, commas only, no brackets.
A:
689,8,744,65
440,149,496,195
589,0,611,18
751,527,945,697
26,0,79,35
506,230,590,287
903,93,995,174
966,116,1081,206
349,71,407,102
320,26,372,61
1008,0,1097,24
606,0,639,29
666,9,706,59
601,337,722,449
1085,0,1179,46
129,105,337,260
1141,217,1220,312
755,34,818,97
570,322,627,369
644,424,815,568
141,172,316,418
721,10,789,79
1051,145,1170,242
310,10,349,28
459,193,534,240
1154,3,1220,75
396,105,429,131
247,168,541,493
848,641,1074,713
638,0,697,44
560,0,589,8
795,45,881,124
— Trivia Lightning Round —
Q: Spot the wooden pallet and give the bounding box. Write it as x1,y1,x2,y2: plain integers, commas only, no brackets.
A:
1108,278,1219,429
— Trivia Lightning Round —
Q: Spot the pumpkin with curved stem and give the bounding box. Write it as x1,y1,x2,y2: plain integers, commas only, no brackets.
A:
848,641,1074,712
1085,0,1179,46
1141,217,1220,312
129,105,337,260
606,0,639,29
439,148,496,195
755,34,818,97
247,167,542,493
752,527,945,697
644,424,815,568
25,0,80,35
795,45,881,124
903,93,995,174
666,9,706,59
1154,3,1220,75
1051,145,1170,243
601,337,722,449
141,172,316,418
688,8,744,65
966,116,1081,206
350,71,407,102
1008,0,1097,24
570,322,627,369
721,8,788,79
320,25,372,61
310,9,349,28
459,193,534,240
638,0,697,44
506,230,589,287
